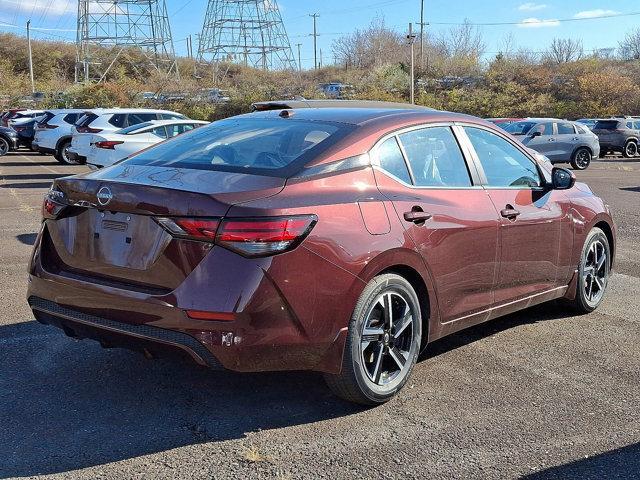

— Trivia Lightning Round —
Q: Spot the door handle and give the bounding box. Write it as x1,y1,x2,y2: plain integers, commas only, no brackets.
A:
500,205,521,220
404,209,432,224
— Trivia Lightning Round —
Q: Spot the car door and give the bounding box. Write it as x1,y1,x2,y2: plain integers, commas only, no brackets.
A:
523,121,558,161
371,124,501,324
461,125,568,304
554,121,578,162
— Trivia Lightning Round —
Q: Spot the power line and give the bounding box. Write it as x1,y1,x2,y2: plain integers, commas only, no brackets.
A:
426,11,640,26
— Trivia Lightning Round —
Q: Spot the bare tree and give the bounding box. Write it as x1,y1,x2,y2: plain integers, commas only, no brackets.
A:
332,18,405,70
544,38,584,64
619,28,640,60
437,20,485,59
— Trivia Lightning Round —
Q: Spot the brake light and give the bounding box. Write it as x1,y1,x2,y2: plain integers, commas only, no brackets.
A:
95,140,124,150
77,126,103,133
155,215,317,257
42,192,66,220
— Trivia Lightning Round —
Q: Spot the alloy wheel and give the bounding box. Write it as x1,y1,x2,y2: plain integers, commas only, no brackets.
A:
360,291,415,386
625,142,637,158
0,138,9,156
583,239,608,305
60,143,74,164
575,149,591,169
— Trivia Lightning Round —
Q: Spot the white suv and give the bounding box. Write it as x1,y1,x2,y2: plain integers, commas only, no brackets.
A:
67,109,187,164
32,109,86,164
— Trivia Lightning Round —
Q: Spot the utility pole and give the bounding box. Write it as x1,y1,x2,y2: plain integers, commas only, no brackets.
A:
26,20,35,94
407,23,416,104
419,0,425,66
296,43,302,71
310,13,319,69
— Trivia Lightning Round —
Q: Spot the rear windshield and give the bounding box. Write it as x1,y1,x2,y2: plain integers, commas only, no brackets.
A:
504,121,537,135
593,120,620,130
123,117,348,176
75,113,98,127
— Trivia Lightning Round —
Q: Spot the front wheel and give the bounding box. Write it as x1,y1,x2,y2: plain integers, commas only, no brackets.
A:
324,273,423,405
0,137,9,157
570,147,591,170
571,227,611,313
623,141,638,158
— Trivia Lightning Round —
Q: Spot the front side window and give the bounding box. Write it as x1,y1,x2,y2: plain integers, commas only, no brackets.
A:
127,113,158,126
124,118,343,175
557,122,575,135
464,127,541,188
398,127,472,187
375,137,412,184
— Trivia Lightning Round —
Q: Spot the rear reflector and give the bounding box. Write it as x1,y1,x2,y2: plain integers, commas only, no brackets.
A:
186,310,236,321
154,215,317,257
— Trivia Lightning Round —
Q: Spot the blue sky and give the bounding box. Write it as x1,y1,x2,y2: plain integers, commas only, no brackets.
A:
1,0,639,69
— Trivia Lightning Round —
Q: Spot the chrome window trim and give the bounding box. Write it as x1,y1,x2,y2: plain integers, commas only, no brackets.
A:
369,122,482,190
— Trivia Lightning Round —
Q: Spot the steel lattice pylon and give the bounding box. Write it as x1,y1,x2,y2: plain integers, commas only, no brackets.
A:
197,0,296,70
76,0,177,82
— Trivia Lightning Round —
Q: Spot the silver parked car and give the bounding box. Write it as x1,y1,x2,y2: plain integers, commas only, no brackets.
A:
505,119,600,170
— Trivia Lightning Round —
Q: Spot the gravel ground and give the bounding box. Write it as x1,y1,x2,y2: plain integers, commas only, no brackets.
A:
0,153,638,480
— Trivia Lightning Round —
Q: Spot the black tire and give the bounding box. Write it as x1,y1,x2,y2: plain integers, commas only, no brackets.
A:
598,151,606,158
570,147,591,170
623,140,638,158
324,273,423,405
570,227,611,314
0,137,9,157
55,139,74,165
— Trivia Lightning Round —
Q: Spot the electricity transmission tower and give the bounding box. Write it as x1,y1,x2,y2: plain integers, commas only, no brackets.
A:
197,0,296,71
76,0,177,82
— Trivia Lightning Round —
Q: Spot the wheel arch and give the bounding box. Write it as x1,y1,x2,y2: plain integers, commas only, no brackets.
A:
55,135,72,151
593,219,615,270
571,144,592,159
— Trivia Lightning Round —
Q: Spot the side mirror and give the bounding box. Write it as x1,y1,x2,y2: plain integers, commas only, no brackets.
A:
529,131,542,138
551,167,576,190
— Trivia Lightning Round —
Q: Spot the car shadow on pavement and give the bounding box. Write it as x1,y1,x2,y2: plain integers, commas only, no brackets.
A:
1,173,70,180
0,182,55,189
0,320,363,478
523,442,640,479
16,233,37,246
620,186,640,192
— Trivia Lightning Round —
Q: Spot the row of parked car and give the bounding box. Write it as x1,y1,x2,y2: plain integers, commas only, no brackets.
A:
488,116,640,170
0,107,208,168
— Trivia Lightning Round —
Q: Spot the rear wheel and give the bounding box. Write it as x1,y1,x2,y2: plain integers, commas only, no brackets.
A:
324,273,422,405
571,227,611,313
623,140,637,158
570,147,591,170
55,140,74,165
0,137,9,156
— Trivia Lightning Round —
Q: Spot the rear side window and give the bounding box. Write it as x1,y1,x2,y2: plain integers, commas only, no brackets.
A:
634,121,640,130
375,137,412,184
108,114,127,128
576,124,589,134
127,113,158,126
76,113,98,127
464,127,541,188
124,118,343,174
557,123,575,135
594,120,619,130
399,127,471,187
151,126,168,139
160,113,186,120
63,113,79,124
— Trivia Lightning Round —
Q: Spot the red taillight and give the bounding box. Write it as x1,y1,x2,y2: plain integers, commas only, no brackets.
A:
186,310,236,321
77,126,103,134
154,215,317,257
42,198,64,220
95,140,124,150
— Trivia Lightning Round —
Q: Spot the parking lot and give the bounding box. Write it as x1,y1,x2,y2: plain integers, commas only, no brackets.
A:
0,152,639,479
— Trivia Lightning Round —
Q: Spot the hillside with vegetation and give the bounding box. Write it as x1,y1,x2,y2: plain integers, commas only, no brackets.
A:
2,20,640,120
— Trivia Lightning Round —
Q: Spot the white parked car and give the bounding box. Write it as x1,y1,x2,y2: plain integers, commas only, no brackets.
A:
32,109,86,163
86,119,209,169
7,110,45,128
68,108,187,164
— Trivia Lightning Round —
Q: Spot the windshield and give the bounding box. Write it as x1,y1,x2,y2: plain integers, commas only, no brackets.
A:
123,117,347,176
504,121,537,135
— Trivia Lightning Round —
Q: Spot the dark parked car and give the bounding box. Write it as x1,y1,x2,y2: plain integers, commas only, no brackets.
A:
0,126,19,156
1,108,26,127
28,107,615,405
592,118,640,158
12,118,38,150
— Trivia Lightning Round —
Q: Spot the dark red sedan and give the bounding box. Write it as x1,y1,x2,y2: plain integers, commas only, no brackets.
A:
28,106,615,405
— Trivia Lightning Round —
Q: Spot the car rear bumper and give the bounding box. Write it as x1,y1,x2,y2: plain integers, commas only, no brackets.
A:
27,229,354,374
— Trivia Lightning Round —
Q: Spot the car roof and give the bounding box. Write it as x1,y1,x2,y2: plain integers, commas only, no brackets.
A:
47,109,87,115
252,99,436,112
145,119,208,126
87,108,183,115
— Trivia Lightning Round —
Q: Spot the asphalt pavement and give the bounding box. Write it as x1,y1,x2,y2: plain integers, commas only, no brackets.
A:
0,152,638,479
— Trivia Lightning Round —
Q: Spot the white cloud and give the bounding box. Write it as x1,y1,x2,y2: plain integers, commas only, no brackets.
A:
574,9,619,19
518,3,547,12
0,0,74,17
518,17,561,28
